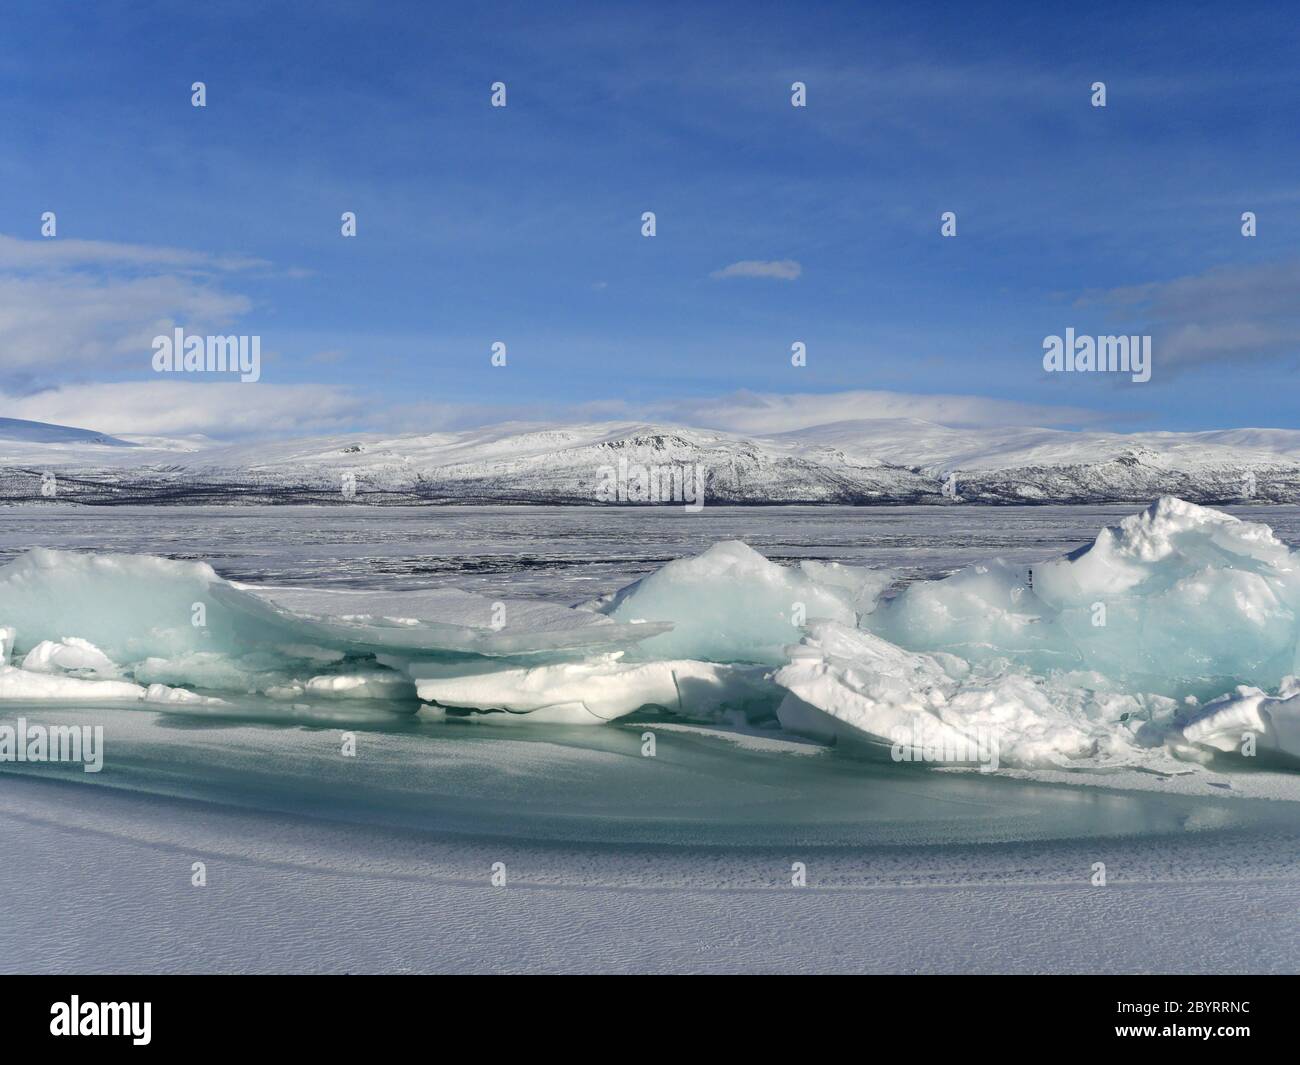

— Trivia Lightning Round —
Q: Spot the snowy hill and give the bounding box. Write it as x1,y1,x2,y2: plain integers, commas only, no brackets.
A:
0,417,134,447
3,416,1300,505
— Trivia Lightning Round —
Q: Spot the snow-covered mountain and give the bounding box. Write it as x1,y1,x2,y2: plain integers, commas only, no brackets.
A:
0,417,134,447
3,415,1300,505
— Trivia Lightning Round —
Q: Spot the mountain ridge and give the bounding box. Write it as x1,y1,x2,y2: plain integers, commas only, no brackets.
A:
3,416,1300,505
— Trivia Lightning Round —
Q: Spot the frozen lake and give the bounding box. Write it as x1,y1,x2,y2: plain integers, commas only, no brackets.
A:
7,502,1300,599
2,503,1298,972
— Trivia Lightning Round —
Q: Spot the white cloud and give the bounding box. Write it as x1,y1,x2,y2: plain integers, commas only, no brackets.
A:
1,383,1104,442
0,235,266,273
644,389,1104,434
380,389,1102,438
1,381,367,437
710,259,802,281
1086,259,1300,369
0,275,251,374
0,234,266,380
0,234,267,273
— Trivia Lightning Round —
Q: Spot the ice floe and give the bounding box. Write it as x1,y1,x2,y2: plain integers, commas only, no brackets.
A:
597,540,888,663
21,637,120,678
866,495,1300,697
411,656,772,723
1,497,1298,773
1181,679,1300,760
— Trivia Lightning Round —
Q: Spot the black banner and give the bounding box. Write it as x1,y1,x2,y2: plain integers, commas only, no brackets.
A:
1,975,1291,1051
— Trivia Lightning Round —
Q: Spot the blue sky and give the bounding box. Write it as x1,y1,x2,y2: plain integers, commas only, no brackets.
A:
1,0,1298,438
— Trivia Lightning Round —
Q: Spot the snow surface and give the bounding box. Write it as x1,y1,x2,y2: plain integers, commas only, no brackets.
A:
2,710,1296,973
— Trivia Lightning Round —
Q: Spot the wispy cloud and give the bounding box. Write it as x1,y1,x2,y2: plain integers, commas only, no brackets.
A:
1084,259,1300,371
710,259,802,281
1,382,366,438
648,389,1104,434
0,234,261,383
0,234,267,273
3,382,1106,441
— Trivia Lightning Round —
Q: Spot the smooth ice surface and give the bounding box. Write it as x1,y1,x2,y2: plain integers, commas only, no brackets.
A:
1,708,1296,973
